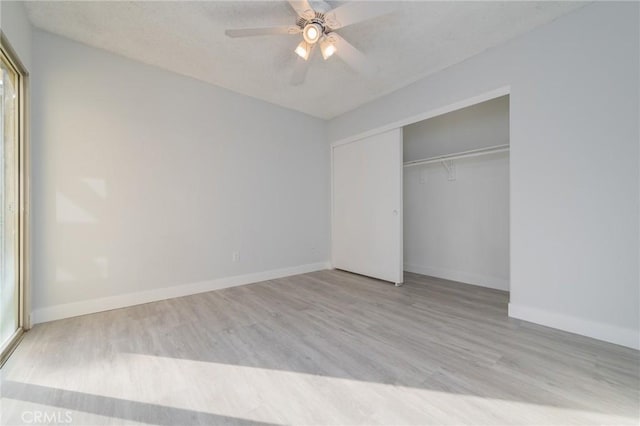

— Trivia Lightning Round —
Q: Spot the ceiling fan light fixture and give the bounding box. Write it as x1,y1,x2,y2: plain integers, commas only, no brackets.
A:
320,37,337,60
302,23,322,44
295,41,311,60
225,0,390,85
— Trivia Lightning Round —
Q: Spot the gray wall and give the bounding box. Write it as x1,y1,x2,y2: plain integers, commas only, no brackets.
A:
0,1,32,71
330,3,640,349
31,31,329,318
404,98,509,291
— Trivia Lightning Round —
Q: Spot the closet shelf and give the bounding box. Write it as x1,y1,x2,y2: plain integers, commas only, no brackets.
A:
403,144,510,168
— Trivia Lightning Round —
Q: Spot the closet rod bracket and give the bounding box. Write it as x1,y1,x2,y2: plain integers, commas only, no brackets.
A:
441,159,456,181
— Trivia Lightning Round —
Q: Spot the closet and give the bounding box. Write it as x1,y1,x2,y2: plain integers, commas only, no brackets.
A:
331,95,509,291
403,95,510,291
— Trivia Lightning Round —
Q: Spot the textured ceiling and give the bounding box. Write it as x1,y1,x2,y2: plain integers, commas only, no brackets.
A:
25,1,586,119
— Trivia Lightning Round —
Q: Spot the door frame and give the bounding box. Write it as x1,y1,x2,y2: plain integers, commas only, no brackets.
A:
329,85,511,287
0,33,30,367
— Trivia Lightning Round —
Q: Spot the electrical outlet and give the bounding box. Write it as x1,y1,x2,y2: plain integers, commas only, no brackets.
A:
232,251,240,262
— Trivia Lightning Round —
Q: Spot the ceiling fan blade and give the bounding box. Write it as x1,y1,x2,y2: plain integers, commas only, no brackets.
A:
324,2,395,30
291,45,316,86
225,26,301,38
330,33,376,78
287,0,316,20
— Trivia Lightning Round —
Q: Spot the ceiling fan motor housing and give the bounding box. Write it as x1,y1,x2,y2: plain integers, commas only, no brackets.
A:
303,22,322,43
298,14,332,44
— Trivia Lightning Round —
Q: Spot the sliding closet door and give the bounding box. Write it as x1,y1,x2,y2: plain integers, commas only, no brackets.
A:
332,128,403,285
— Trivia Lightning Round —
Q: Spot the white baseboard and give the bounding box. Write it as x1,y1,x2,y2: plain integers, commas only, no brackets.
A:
404,263,509,291
508,303,639,350
31,262,331,324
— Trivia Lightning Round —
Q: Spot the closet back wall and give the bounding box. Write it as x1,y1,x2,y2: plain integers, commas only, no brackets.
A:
403,97,509,290
31,31,330,322
403,96,509,159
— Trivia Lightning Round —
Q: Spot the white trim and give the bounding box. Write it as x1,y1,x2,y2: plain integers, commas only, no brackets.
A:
508,303,640,350
330,86,510,147
404,264,509,291
31,262,331,324
396,127,404,285
330,142,335,269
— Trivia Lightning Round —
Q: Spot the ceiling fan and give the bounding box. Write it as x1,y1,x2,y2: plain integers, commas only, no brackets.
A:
225,1,394,85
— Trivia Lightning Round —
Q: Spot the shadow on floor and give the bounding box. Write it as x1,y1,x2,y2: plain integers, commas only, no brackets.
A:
1,381,276,426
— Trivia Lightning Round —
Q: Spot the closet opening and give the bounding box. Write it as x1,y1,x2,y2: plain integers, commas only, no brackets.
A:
402,95,510,294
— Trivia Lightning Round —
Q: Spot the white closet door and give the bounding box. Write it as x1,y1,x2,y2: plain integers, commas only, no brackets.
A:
332,128,403,285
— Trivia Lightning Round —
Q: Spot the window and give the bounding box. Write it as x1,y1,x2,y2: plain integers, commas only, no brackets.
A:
0,37,27,366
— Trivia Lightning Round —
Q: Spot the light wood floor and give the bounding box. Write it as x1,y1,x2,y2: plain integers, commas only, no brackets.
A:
1,270,638,425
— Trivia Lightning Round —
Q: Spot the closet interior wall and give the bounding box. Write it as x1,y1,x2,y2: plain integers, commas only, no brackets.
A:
403,96,510,291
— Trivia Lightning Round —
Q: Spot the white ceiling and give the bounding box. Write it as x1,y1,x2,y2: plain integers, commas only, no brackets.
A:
25,1,586,119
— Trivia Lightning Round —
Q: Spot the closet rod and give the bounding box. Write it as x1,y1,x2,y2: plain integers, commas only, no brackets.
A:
403,144,510,168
